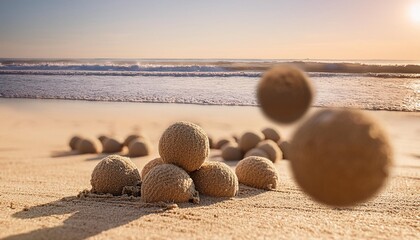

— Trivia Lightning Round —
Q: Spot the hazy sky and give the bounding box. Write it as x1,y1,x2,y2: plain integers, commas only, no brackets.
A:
0,0,419,59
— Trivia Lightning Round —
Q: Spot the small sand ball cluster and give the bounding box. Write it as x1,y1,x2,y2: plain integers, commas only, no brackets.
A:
257,65,313,123
91,155,141,195
190,161,238,197
290,109,393,207
236,156,280,190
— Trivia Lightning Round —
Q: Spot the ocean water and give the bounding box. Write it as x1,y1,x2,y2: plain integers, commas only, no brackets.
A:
0,59,419,112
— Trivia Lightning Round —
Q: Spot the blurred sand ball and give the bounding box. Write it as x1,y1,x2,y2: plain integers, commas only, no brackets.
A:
221,144,243,161
97,135,109,143
236,156,280,190
159,121,209,172
69,136,82,150
257,140,282,163
261,127,281,142
190,161,239,197
77,138,101,154
238,131,264,152
91,155,141,195
102,138,123,153
141,157,164,179
123,134,142,147
244,148,269,159
128,139,152,157
257,65,313,123
278,140,290,159
141,164,200,203
290,109,393,207
215,137,235,149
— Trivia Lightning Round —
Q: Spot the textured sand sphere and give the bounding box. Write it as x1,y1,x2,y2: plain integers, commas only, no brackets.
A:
235,156,279,190
257,140,283,163
77,138,101,154
290,109,393,207
91,155,141,195
221,144,243,161
215,138,235,149
261,128,281,142
102,138,123,153
69,136,82,150
123,134,142,147
278,141,290,159
141,157,164,179
244,148,269,159
141,164,200,203
128,139,152,157
190,161,239,197
238,131,264,152
257,65,313,123
159,121,209,172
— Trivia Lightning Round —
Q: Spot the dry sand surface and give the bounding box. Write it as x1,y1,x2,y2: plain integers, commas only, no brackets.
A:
0,99,419,239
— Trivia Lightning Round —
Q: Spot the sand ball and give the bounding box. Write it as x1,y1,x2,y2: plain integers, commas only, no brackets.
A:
141,157,164,179
221,144,243,161
123,134,143,147
128,139,152,157
97,135,109,143
190,161,238,197
238,131,264,152
102,138,123,153
141,164,200,203
244,148,269,159
261,127,281,142
257,140,283,163
77,138,101,154
159,121,209,172
290,109,393,207
215,138,235,149
257,65,313,123
91,155,141,195
69,136,82,150
235,156,279,190
278,140,290,159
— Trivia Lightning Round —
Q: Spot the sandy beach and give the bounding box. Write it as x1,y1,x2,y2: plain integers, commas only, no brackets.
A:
0,98,418,239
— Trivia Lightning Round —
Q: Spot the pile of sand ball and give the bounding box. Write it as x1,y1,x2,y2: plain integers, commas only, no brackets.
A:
236,156,280,190
290,109,393,206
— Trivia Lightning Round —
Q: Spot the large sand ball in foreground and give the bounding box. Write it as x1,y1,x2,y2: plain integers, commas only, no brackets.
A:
141,157,164,179
91,155,141,195
238,131,264,152
244,148,269,159
257,65,313,123
257,140,282,163
128,139,152,157
77,138,101,154
190,161,238,197
261,128,281,142
159,121,209,172
141,164,200,203
102,138,123,153
290,109,393,207
123,134,142,147
215,138,235,149
221,144,243,161
69,136,82,150
236,156,280,190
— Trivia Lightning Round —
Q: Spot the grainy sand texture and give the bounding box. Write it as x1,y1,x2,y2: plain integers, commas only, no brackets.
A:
0,99,419,239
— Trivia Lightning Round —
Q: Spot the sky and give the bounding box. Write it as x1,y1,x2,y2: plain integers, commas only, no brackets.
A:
0,0,419,60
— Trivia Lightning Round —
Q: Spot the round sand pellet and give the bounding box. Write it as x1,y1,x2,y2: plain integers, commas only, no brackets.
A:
238,131,264,152
159,121,209,172
102,138,123,153
290,109,393,207
77,138,101,154
261,128,281,142
235,156,279,190
257,140,282,163
190,161,238,197
141,164,200,203
141,157,164,179
97,135,109,143
244,148,270,159
257,65,313,123
91,155,141,195
128,139,152,157
123,134,142,147
215,138,235,149
69,136,82,150
221,144,243,161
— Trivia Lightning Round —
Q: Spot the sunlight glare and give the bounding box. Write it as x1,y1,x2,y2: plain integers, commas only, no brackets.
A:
409,2,420,23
